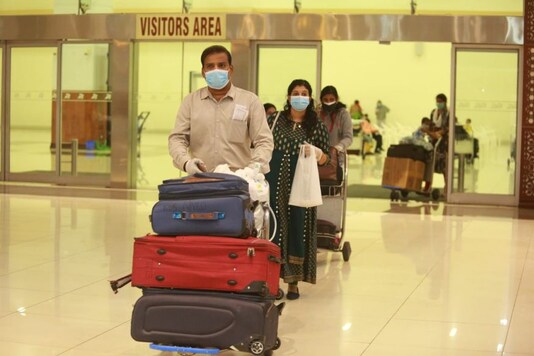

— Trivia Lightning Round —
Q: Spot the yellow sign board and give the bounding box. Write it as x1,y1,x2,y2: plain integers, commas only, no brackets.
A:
136,14,226,39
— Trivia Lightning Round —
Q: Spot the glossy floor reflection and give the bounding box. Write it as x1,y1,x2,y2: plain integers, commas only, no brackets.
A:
0,193,533,356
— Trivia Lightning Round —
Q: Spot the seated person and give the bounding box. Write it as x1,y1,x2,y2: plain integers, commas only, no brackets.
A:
360,115,383,153
463,118,479,160
413,117,433,191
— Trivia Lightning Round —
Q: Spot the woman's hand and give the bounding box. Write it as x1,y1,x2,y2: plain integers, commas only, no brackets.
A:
303,143,324,162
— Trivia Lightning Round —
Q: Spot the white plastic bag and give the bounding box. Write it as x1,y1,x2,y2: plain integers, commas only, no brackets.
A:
289,145,323,208
214,164,270,233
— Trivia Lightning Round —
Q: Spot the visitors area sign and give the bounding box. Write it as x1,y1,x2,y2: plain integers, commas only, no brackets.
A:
136,14,226,39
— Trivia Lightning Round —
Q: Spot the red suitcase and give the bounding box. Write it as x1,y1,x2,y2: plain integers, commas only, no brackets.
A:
131,235,281,297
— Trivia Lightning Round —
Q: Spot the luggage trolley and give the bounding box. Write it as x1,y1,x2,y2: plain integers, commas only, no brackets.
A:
385,138,442,202
317,151,352,262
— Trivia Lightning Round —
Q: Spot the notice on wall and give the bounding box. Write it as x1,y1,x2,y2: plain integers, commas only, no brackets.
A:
136,14,226,39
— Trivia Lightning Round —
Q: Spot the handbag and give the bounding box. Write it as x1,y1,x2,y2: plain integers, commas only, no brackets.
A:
289,145,323,208
318,146,339,183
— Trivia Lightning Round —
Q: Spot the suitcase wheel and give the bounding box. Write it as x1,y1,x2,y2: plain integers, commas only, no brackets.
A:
249,340,265,355
276,288,285,300
342,242,352,262
272,337,281,350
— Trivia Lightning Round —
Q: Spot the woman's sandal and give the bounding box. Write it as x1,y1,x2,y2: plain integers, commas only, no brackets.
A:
286,286,300,300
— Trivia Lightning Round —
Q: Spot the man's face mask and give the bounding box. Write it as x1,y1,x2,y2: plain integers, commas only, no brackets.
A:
436,102,446,110
290,96,310,111
204,69,229,90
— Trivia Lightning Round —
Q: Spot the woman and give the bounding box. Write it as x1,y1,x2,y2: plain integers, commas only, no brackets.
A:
318,85,353,152
266,79,330,300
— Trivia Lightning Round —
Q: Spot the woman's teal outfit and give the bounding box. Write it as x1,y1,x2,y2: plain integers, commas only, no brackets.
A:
266,111,330,284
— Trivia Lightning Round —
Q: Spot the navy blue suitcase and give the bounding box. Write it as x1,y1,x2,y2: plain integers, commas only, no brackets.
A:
151,173,256,237
158,172,249,200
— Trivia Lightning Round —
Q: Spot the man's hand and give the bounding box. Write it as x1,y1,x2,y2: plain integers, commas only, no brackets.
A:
185,158,207,174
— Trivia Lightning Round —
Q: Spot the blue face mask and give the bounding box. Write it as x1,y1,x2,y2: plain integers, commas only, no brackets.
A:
205,69,229,90
436,102,445,110
290,96,310,111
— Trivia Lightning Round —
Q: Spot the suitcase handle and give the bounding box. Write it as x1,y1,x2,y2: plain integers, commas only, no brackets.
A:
172,211,225,221
268,255,283,264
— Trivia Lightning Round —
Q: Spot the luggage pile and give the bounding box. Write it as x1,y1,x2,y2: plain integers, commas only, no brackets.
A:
111,172,284,355
382,144,427,191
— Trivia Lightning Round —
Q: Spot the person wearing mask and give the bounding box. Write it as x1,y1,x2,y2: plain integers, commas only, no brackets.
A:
264,103,277,118
266,79,330,300
318,85,353,152
169,45,274,174
375,100,390,127
429,93,450,196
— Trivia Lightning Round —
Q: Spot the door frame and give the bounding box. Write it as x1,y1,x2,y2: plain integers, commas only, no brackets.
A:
447,44,523,206
250,41,323,100
2,40,113,187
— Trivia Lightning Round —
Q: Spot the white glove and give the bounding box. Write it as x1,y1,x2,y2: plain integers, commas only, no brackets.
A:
185,158,207,174
334,144,344,152
304,143,323,162
248,162,262,173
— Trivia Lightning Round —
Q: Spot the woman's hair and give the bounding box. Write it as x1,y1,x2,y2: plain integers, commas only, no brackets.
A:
284,79,318,138
436,93,447,103
263,103,276,112
320,85,347,110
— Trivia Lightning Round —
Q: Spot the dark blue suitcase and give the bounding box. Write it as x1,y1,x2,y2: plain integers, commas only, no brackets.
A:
131,289,283,354
151,173,255,237
158,172,249,200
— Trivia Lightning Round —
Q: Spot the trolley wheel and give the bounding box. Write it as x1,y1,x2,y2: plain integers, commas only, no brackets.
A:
400,190,409,198
342,241,352,262
431,189,440,201
390,190,400,201
276,288,285,300
250,340,265,355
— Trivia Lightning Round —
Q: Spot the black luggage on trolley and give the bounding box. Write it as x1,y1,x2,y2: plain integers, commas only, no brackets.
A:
387,144,428,162
131,288,282,355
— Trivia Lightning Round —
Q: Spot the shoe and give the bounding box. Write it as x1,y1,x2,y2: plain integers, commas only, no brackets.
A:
286,284,300,300
286,288,300,300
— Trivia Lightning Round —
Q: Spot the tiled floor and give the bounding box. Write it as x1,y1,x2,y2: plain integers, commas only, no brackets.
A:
0,191,532,356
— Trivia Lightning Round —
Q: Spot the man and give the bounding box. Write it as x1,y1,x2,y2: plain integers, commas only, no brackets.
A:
169,45,274,174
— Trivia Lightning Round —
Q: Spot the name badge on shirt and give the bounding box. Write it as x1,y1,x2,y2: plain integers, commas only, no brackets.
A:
232,104,248,121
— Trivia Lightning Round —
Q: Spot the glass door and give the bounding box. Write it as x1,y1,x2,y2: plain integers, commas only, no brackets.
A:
6,44,58,183
448,46,521,205
4,42,111,186
253,42,322,110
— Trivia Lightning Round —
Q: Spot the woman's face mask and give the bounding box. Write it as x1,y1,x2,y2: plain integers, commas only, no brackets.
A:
290,96,310,111
204,69,229,89
322,101,337,112
436,102,446,110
